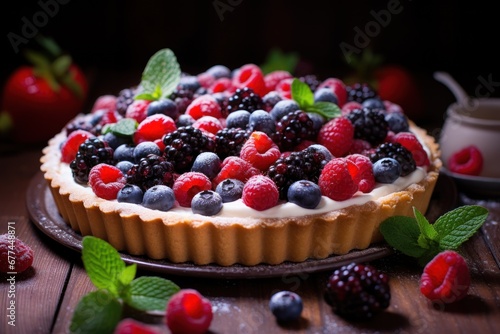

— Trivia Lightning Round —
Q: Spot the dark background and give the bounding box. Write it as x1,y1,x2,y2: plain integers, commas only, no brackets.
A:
1,0,500,128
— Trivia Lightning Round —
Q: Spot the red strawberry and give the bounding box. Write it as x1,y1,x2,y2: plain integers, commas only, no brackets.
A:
317,117,354,157
1,41,88,144
420,250,470,304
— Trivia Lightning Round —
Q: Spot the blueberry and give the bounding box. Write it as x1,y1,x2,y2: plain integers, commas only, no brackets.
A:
226,109,251,129
115,160,134,175
314,87,338,104
176,114,195,127
191,152,221,179
362,98,386,110
373,158,402,183
102,132,130,150
147,99,179,119
114,144,135,162
287,180,322,209
304,144,333,162
191,190,223,215
133,141,161,162
248,109,275,136
262,91,283,109
270,100,300,121
385,112,409,133
269,291,303,323
206,64,231,79
117,184,144,204
215,178,245,202
306,112,326,133
142,185,175,211
178,75,201,91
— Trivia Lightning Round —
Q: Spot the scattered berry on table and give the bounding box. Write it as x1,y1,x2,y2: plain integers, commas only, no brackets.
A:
242,175,279,211
165,289,213,334
346,108,389,146
324,262,391,321
240,131,281,171
142,185,175,211
269,291,303,323
373,157,402,183
215,178,245,202
191,190,223,215
317,116,355,157
0,234,34,273
133,141,161,162
273,110,317,151
133,114,176,144
126,154,175,191
369,142,416,176
60,129,95,163
113,318,160,334
88,163,126,200
318,158,359,201
226,87,264,115
215,127,250,159
287,180,322,209
173,172,212,207
117,184,144,204
447,145,483,176
420,250,470,304
70,138,115,184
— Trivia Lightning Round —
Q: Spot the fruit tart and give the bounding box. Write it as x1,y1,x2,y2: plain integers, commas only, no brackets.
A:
40,49,441,266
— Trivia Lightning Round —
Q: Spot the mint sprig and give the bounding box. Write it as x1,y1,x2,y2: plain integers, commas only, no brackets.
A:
101,118,138,137
70,236,180,334
380,205,488,266
290,78,341,120
135,48,181,101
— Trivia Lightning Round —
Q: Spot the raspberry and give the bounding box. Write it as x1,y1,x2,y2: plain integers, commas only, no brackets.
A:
341,101,363,116
196,72,216,88
88,163,126,200
133,114,177,144
192,116,223,135
240,131,281,171
113,318,160,334
98,110,121,127
185,94,222,120
264,70,293,92
325,262,391,321
173,172,212,207
318,158,358,201
232,63,267,97
212,156,260,187
91,94,117,114
420,250,470,304
393,132,430,166
346,154,375,193
275,77,293,99
209,77,233,94
0,234,34,273
165,289,213,334
318,78,347,107
125,99,151,123
317,117,354,157
447,145,483,176
242,175,279,211
60,129,95,163
349,139,371,155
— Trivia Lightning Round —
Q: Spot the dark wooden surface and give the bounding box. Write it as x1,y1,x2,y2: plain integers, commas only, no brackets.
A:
1,147,499,334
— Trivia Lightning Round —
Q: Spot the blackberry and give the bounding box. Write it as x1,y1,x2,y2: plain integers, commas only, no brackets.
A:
116,88,135,116
162,126,216,173
215,127,250,159
126,154,175,191
169,87,194,114
346,108,389,146
226,87,264,115
273,110,317,151
369,142,416,176
299,74,321,92
267,146,328,199
65,115,100,136
324,262,391,321
346,83,378,103
69,138,115,184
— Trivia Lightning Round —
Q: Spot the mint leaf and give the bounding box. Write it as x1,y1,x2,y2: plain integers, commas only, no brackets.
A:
137,48,181,101
379,216,426,258
109,118,137,137
69,290,122,334
306,101,341,120
82,236,125,296
118,264,137,287
124,276,180,311
414,207,438,241
291,78,314,108
434,205,489,250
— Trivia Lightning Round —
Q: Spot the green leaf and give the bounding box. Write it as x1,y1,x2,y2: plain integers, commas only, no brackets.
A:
52,55,72,78
118,264,137,288
413,207,438,241
306,101,341,120
260,48,299,74
107,118,137,137
379,216,426,258
124,276,180,311
134,93,157,101
137,48,181,100
434,205,489,250
69,290,122,334
81,236,125,296
291,78,314,108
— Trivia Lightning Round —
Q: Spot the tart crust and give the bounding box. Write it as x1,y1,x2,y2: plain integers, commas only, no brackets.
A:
40,122,441,266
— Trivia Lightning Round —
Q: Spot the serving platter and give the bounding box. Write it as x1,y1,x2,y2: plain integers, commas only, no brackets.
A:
27,171,456,279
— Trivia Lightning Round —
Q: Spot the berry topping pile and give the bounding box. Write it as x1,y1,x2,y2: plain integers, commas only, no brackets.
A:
59,49,431,216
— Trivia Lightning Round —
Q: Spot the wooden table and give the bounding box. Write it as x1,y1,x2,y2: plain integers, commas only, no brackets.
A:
1,147,499,334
